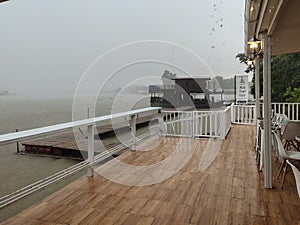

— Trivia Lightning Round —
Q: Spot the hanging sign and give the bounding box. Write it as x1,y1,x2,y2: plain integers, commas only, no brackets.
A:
235,75,248,104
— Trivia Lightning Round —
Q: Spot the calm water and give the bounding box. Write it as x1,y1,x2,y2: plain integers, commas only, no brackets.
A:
0,93,150,222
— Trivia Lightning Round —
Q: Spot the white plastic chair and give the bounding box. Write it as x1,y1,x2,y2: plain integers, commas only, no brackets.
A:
281,121,300,150
273,132,300,188
286,160,300,198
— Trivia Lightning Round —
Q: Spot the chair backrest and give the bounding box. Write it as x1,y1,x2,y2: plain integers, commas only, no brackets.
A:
271,112,278,124
273,131,289,159
279,115,289,135
282,121,300,141
272,114,280,127
272,114,288,129
287,160,300,198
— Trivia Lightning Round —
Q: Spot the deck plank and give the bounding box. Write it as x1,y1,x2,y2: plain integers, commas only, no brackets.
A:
2,125,300,225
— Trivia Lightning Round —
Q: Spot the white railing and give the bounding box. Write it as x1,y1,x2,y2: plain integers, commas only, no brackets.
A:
162,106,232,139
193,111,221,138
271,103,300,121
162,111,193,137
0,107,161,208
222,105,232,138
231,103,300,124
232,104,256,125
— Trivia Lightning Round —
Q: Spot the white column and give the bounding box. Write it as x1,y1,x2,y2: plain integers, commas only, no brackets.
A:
255,57,261,119
263,32,272,188
87,124,95,177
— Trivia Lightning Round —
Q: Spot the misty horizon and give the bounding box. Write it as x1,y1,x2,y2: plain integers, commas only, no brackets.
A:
0,1,247,97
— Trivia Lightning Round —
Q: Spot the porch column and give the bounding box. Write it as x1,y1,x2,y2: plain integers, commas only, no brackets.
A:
262,32,272,188
255,57,261,119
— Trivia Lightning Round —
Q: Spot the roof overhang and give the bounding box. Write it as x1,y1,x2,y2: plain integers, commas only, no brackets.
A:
245,0,300,56
0,0,9,3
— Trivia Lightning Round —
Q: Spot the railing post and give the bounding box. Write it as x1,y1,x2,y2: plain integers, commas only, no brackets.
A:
16,128,19,154
129,114,137,151
87,124,95,177
219,111,226,139
231,103,234,123
158,109,164,137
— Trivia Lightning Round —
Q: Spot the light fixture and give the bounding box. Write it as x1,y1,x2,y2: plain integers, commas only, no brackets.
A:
247,60,253,66
247,40,261,49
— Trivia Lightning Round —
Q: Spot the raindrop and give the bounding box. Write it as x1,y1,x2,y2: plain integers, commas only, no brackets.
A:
220,24,223,28
211,45,215,49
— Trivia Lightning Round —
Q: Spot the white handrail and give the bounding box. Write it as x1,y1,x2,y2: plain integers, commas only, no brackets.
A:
0,107,161,145
231,104,256,125
162,106,232,139
0,130,157,209
271,103,300,121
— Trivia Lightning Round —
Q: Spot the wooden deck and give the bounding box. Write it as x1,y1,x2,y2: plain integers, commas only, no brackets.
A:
2,125,300,225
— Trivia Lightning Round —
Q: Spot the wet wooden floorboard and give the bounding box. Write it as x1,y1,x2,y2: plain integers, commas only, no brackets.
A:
2,125,300,225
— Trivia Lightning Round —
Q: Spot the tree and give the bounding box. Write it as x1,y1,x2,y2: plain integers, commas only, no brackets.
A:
270,52,300,102
283,87,300,102
235,53,254,73
236,52,300,102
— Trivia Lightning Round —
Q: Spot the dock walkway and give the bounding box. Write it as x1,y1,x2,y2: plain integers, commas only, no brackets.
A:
2,125,300,224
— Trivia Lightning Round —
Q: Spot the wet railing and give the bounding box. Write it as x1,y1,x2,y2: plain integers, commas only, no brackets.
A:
162,111,193,137
232,104,256,125
0,107,161,208
271,103,300,121
162,105,232,139
2,102,299,208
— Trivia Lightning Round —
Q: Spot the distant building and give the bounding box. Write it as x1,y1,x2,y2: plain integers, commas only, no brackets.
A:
149,77,224,109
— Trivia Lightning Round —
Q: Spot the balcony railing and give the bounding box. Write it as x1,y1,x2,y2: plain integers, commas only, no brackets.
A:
0,107,161,208
161,104,232,139
271,103,300,121
231,104,256,125
0,102,299,209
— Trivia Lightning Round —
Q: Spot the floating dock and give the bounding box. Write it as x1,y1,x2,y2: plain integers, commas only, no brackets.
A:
21,116,156,160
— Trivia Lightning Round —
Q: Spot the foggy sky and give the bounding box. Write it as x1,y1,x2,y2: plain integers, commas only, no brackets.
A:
0,0,246,96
